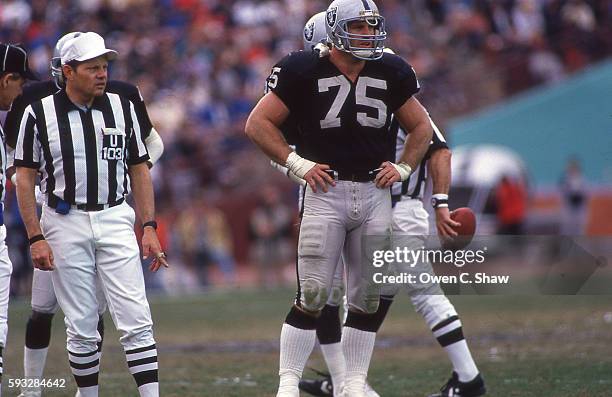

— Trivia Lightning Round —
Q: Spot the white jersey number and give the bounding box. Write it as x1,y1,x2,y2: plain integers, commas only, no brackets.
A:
318,76,387,129
318,76,350,129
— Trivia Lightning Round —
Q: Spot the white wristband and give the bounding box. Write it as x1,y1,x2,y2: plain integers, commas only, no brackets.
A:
431,194,449,209
10,173,17,186
285,152,316,179
392,162,412,182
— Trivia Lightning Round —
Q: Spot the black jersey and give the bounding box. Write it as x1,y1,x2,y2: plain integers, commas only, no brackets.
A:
266,51,419,173
5,80,153,149
279,115,302,150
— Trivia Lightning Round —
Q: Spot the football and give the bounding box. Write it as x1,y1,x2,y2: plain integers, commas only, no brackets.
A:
443,207,476,250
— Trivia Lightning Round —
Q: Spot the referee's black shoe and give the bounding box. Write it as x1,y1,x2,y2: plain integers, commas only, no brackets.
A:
428,372,486,397
299,368,333,396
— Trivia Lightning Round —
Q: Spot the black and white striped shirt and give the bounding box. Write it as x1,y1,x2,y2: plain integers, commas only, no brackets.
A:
14,89,149,207
0,123,6,205
391,116,448,201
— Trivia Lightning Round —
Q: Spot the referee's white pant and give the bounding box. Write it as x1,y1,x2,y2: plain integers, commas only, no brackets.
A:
41,202,155,354
0,225,13,348
31,268,107,315
387,198,457,328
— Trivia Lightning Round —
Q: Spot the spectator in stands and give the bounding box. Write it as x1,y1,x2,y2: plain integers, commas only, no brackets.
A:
495,175,527,235
559,158,588,235
249,186,292,289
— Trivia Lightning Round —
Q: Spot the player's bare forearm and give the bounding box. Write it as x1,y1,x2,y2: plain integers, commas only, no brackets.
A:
396,97,433,169
429,148,452,195
128,162,155,223
16,167,42,238
245,92,293,164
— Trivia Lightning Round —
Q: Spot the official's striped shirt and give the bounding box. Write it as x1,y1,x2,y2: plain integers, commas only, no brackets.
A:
0,123,7,204
14,89,149,206
391,115,448,201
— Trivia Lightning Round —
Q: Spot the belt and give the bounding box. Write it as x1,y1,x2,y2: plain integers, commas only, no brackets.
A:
48,194,124,212
391,194,402,207
325,168,381,182
391,194,421,208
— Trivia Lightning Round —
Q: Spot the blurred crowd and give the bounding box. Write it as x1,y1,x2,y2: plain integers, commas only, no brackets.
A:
1,0,611,293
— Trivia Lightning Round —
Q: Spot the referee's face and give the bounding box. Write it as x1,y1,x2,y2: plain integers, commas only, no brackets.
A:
67,56,108,100
0,73,25,110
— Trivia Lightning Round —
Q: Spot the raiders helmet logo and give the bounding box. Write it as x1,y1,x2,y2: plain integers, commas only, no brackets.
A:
326,7,338,27
304,21,315,42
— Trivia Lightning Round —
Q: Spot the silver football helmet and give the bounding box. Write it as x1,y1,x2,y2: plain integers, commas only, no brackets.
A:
325,0,386,60
50,32,83,87
303,12,328,50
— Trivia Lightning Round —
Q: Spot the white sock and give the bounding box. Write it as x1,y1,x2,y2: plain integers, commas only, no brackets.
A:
23,347,48,392
278,323,316,396
444,340,479,382
320,342,345,395
138,382,159,397
432,318,479,382
342,327,376,395
78,385,98,397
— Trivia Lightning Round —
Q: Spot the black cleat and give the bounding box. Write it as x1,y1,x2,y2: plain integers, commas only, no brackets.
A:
428,372,486,397
299,368,334,396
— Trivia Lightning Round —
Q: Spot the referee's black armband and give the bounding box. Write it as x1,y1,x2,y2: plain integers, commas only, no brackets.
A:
29,234,45,246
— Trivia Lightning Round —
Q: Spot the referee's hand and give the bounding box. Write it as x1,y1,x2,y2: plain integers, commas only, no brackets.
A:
303,163,335,193
374,161,401,188
142,229,169,272
30,240,54,271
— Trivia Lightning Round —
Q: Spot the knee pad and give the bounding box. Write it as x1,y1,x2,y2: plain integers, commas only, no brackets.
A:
326,284,344,306
301,279,328,312
410,293,457,330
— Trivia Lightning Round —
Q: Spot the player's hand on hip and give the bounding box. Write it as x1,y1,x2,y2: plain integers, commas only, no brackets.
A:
304,163,335,193
142,229,169,272
436,207,460,244
375,162,401,188
30,240,55,271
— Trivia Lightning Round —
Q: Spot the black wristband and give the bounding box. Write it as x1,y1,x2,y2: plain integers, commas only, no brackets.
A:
143,220,158,230
29,234,45,246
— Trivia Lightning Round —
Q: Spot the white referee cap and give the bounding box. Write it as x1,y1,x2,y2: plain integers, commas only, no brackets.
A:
60,32,117,65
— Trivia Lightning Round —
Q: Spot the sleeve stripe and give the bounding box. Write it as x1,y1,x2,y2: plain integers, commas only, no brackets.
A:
15,107,37,164
128,102,149,164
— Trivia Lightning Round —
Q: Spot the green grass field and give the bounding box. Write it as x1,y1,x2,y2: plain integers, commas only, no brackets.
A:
3,289,612,396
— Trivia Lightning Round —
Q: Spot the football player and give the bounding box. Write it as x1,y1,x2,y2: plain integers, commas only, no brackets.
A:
246,0,434,395
279,12,486,397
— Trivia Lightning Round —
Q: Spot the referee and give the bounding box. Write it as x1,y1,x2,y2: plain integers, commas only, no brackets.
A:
14,32,166,397
0,42,38,397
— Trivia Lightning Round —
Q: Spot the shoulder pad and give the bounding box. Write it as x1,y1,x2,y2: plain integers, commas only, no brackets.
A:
378,52,416,72
19,81,57,104
106,80,141,102
278,50,321,77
